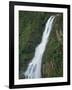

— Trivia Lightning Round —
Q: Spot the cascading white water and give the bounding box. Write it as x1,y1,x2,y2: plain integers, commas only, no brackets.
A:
24,16,55,79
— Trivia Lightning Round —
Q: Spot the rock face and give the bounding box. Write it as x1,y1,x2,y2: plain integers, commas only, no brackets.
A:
19,11,63,79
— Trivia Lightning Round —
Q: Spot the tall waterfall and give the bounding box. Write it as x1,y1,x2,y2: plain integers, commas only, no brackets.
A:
24,16,55,79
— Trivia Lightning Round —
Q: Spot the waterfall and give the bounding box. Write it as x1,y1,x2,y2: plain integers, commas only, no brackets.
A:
24,16,55,79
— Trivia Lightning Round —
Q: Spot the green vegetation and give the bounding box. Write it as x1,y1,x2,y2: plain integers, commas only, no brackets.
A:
19,11,63,79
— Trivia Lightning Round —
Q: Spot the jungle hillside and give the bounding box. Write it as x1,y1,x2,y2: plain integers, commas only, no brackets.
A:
19,11,63,79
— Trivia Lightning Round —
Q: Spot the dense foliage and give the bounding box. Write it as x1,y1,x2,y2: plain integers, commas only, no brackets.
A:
19,11,63,79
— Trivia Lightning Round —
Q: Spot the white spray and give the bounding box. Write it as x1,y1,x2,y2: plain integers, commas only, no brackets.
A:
24,16,55,78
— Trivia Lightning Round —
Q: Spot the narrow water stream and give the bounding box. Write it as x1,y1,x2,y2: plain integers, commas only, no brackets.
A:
24,16,55,78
